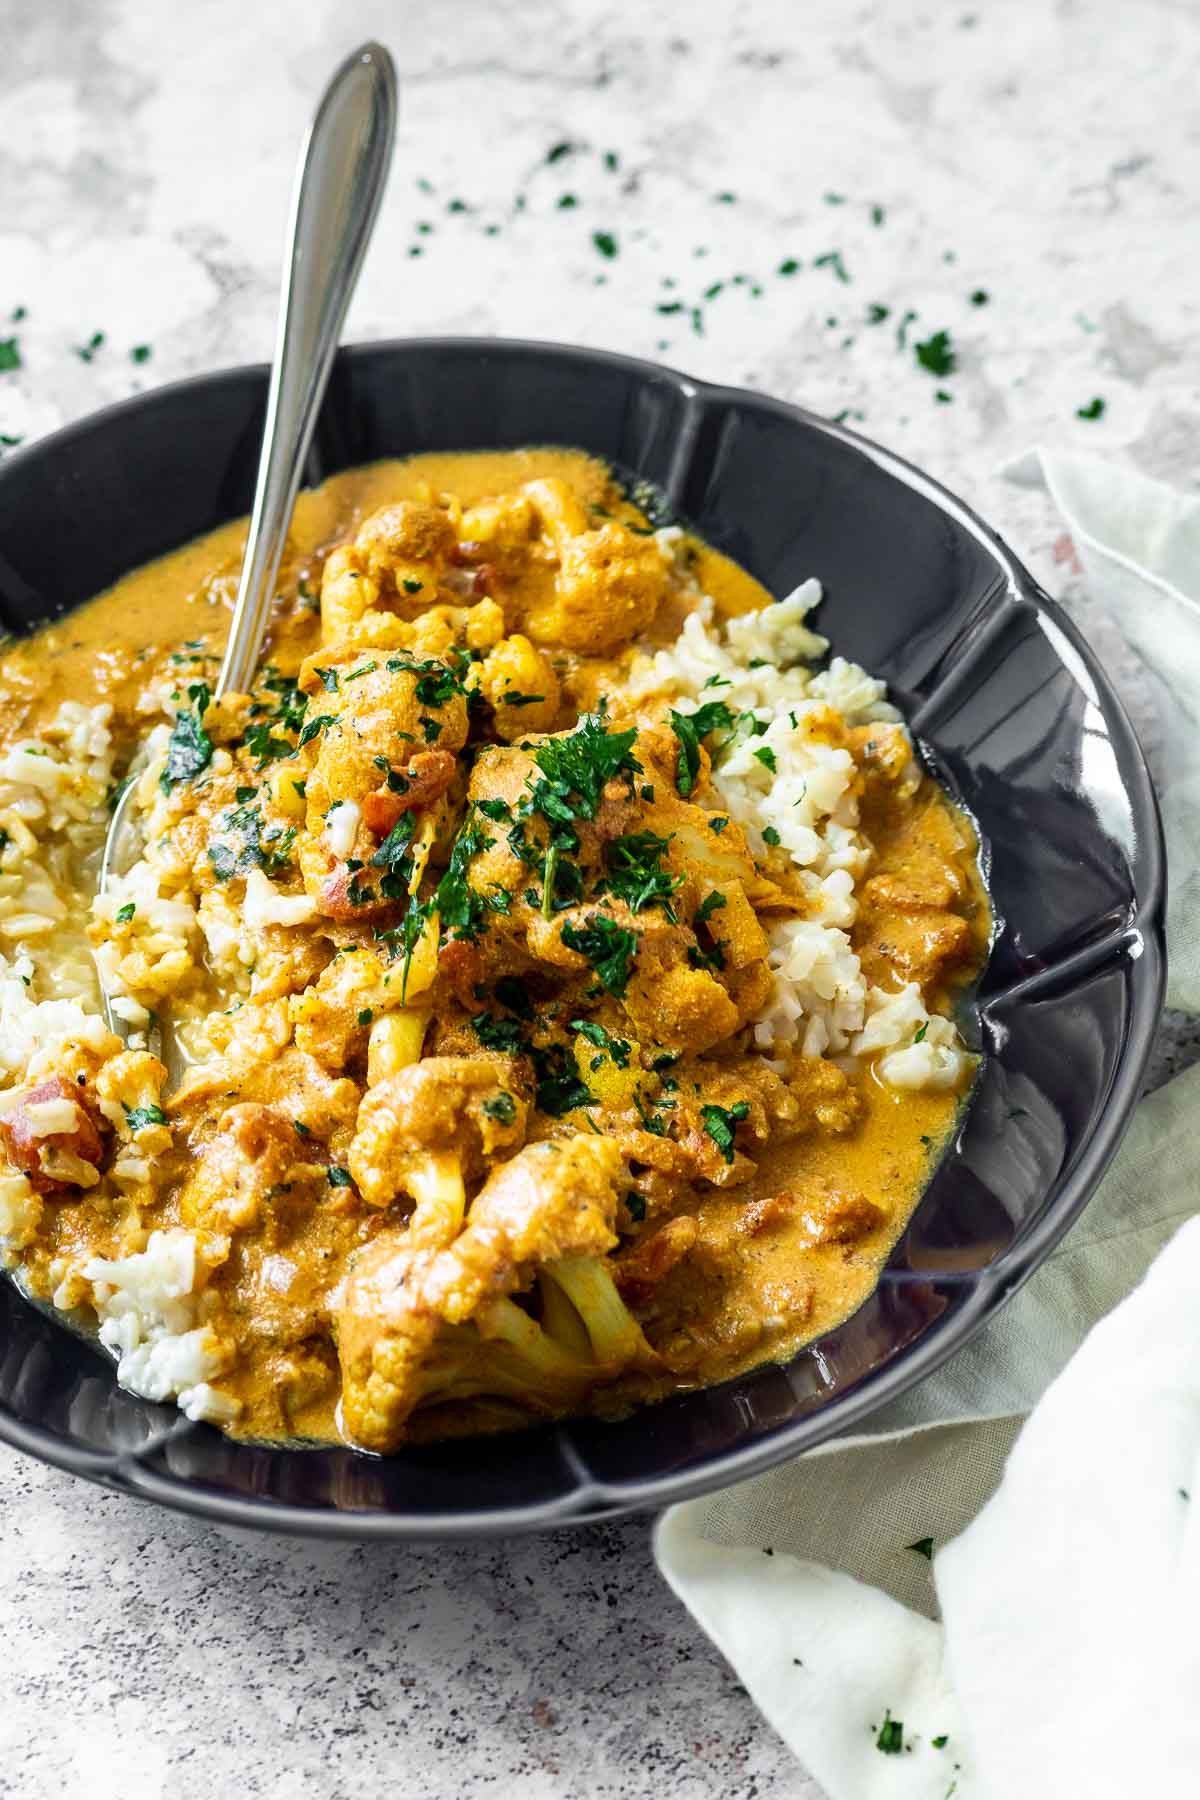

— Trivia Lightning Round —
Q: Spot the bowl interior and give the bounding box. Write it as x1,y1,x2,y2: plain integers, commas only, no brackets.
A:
0,341,1164,1535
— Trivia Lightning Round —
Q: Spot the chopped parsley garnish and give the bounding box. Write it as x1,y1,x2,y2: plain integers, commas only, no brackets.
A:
753,745,777,773
471,1012,527,1053
669,700,735,797
625,1191,646,1223
243,722,296,766
130,343,152,363
761,825,781,846
419,715,443,742
914,328,956,377
0,337,21,372
701,1099,749,1164
600,831,682,918
813,250,850,283
297,713,337,749
370,812,416,872
529,712,641,820
207,799,296,881
531,1042,594,1116
931,1735,949,1750
708,816,729,834
413,666,457,706
430,815,491,940
477,797,511,822
875,1712,903,1756
115,902,136,924
160,683,213,792
501,691,546,707
1076,395,1106,420
560,914,637,998
313,666,340,693
293,1119,311,1137
914,1022,928,1043
327,1165,353,1187
907,1536,934,1560
402,577,423,594
357,1008,373,1026
694,890,727,927
592,230,618,258
482,1091,517,1124
571,1019,632,1067
125,1102,168,1132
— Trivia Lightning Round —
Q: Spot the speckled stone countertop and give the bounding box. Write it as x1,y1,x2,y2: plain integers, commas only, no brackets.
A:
1,2,1197,1795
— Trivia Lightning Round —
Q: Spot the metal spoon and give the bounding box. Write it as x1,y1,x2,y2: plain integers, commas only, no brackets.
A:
98,41,397,1053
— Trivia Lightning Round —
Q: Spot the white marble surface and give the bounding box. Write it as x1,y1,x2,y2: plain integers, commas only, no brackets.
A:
1,1,1198,1795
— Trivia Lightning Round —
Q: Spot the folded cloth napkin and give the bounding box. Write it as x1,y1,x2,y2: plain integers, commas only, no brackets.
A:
655,451,1200,1800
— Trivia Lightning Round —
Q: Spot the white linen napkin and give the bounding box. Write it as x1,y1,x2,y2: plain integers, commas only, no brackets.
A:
655,451,1200,1800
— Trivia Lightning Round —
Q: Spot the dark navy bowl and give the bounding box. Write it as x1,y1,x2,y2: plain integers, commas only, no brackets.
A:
0,339,1165,1537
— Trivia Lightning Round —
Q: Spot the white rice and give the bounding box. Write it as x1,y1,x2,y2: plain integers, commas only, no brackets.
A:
633,584,970,1091
82,1228,239,1425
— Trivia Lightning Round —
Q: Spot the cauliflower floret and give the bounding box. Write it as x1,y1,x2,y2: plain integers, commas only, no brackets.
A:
354,500,457,605
519,478,673,653
320,544,382,641
348,1054,528,1212
94,1050,172,1161
336,1134,653,1451
478,633,561,739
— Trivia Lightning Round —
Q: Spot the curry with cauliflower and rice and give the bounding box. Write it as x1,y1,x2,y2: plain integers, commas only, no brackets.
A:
0,448,988,1451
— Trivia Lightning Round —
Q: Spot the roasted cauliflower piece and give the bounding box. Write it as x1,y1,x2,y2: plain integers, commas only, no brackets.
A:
477,633,561,739
518,477,673,653
353,500,458,608
348,1054,528,1214
336,1134,654,1451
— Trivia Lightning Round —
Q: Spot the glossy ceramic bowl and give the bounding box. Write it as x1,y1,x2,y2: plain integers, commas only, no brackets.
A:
0,340,1164,1537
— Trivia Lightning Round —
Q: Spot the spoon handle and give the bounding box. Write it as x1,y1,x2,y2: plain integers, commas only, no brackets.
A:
215,41,397,697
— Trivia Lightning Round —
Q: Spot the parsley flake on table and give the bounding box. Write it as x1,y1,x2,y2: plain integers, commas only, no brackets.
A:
0,337,21,372
592,230,618,259
813,249,850,283
932,1734,949,1749
130,343,152,363
914,329,956,377
1076,396,1106,420
74,329,106,363
875,1710,904,1755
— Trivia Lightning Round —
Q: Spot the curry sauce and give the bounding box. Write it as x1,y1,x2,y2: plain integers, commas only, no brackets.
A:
0,449,988,1449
